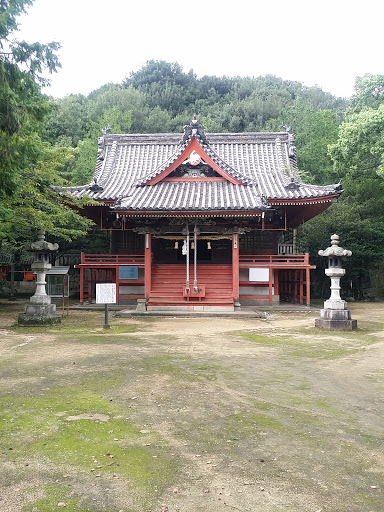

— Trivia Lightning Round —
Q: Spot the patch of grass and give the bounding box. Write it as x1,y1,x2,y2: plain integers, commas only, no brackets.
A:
229,329,376,359
229,411,287,433
287,346,361,359
140,354,188,380
140,354,230,383
344,427,383,447
253,401,273,410
0,379,177,493
353,490,384,508
23,484,79,512
228,331,290,345
132,316,158,322
69,332,140,344
12,312,141,336
297,323,383,339
189,363,227,381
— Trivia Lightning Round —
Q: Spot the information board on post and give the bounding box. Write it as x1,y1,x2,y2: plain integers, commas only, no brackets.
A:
96,283,117,304
96,284,116,329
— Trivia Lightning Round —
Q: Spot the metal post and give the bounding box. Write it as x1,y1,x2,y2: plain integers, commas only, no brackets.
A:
104,303,110,329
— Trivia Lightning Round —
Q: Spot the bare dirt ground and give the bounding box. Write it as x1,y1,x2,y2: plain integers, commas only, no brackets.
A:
0,301,383,512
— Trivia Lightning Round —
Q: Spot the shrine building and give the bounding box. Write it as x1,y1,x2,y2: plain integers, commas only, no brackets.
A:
56,117,342,311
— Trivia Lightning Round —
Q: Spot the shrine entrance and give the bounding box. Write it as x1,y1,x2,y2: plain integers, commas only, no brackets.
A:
152,238,232,264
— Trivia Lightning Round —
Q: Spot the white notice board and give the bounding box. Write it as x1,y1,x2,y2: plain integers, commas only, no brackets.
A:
249,268,271,282
96,283,117,304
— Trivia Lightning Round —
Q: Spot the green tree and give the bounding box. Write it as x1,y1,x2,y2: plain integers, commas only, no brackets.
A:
41,94,89,147
302,74,384,299
1,144,94,244
71,106,132,185
329,74,384,177
272,100,340,184
0,0,60,196
0,0,96,252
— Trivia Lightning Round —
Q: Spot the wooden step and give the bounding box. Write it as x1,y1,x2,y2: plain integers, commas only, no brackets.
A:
149,264,234,306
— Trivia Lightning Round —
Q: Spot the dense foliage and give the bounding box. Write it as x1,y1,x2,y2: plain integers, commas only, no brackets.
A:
0,0,94,256
300,74,384,298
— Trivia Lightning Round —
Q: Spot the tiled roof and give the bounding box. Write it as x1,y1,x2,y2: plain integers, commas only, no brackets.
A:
55,124,342,212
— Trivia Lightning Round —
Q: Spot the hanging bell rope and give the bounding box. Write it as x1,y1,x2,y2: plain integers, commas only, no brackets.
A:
185,224,190,293
193,223,198,292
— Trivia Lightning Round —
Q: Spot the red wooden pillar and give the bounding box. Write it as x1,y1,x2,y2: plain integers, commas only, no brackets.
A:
79,266,84,304
299,269,304,304
288,270,292,301
232,230,239,299
88,269,93,303
268,267,273,304
274,269,279,300
306,267,311,306
115,266,120,304
144,232,152,299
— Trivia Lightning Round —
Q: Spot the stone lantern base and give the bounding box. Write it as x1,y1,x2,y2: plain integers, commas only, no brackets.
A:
18,303,61,326
315,308,357,331
18,297,61,327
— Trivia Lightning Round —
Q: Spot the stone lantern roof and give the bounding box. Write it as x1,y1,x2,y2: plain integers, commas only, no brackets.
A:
27,229,58,253
318,234,352,258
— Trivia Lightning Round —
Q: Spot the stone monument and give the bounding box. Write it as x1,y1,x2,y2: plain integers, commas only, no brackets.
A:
315,234,357,330
18,230,61,325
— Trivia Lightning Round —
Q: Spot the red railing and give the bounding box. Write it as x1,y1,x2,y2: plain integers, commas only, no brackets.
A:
80,253,145,265
239,253,310,266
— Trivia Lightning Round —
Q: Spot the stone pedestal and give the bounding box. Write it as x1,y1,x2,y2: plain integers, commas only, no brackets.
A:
18,303,60,326
315,308,357,330
136,298,147,312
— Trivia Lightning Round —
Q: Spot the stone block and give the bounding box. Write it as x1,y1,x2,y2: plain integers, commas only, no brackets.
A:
319,309,352,320
18,303,61,326
315,318,357,331
323,299,347,310
136,299,147,312
315,308,357,330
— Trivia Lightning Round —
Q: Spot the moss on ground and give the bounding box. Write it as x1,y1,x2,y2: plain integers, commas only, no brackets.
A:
0,379,178,498
229,329,378,359
11,311,140,335
23,485,79,512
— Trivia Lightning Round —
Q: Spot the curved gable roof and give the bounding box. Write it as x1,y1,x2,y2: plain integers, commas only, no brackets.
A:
54,118,342,213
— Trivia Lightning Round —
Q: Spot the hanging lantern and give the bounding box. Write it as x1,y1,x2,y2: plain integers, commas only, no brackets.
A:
174,241,179,250
182,240,187,255
191,241,195,250
207,241,211,250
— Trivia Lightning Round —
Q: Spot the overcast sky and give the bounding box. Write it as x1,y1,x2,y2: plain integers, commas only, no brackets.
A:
16,0,383,99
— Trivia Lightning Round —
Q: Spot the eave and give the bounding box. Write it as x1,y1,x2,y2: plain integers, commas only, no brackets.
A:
112,209,265,218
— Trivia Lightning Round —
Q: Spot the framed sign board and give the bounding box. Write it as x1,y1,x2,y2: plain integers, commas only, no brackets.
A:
249,268,270,282
96,283,116,304
119,265,138,279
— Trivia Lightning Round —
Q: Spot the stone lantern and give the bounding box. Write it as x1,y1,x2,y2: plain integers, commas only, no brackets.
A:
18,229,61,325
315,234,357,330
